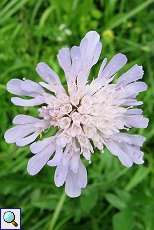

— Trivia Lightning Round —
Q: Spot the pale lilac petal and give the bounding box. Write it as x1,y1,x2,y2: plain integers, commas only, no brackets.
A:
57,48,71,75
112,133,145,147
124,99,143,106
4,125,35,143
65,171,81,198
36,62,65,95
11,96,44,106
36,62,59,84
124,82,147,97
98,53,127,80
39,82,56,92
105,133,145,167
105,139,133,167
7,79,42,97
64,160,87,197
27,144,54,175
115,98,143,106
16,132,39,146
70,46,81,79
92,42,102,65
47,146,63,166
117,64,144,85
7,79,25,96
54,163,68,187
125,115,149,128
7,79,22,95
80,31,101,66
126,109,143,115
61,147,71,166
4,118,46,146
70,153,80,173
98,58,107,77
77,160,87,188
125,144,144,164
13,115,41,125
77,31,101,86
56,134,71,148
30,137,54,154
82,148,91,160
130,151,144,164
20,80,44,94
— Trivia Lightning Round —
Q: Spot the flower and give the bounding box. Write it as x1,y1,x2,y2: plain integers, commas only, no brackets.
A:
4,31,148,198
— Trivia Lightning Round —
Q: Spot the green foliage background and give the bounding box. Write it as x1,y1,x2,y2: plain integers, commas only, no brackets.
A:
0,0,154,229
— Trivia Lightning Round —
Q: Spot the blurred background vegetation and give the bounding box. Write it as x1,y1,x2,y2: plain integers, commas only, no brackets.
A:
0,0,154,229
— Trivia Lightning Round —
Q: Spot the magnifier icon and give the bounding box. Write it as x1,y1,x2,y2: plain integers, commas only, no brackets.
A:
3,211,18,227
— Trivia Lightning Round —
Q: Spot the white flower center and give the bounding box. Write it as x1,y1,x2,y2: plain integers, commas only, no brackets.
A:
39,84,127,140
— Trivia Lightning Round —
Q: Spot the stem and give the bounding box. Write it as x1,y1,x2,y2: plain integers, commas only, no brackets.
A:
48,192,66,230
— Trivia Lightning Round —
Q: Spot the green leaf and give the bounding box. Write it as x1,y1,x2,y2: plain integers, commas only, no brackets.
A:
125,167,150,191
80,186,98,214
113,209,134,230
105,193,126,210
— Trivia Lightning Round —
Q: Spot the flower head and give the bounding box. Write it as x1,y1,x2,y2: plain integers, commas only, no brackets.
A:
4,31,148,197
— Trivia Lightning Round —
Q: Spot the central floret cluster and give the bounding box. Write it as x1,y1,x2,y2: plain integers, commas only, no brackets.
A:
39,82,129,156
4,31,148,197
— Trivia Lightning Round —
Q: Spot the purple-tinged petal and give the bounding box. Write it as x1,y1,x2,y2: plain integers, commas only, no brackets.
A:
39,82,65,96
36,62,59,84
130,151,144,164
57,47,71,76
70,153,80,173
77,31,101,86
70,46,81,79
16,132,39,146
98,53,127,80
77,160,87,188
111,133,145,147
4,125,35,143
64,160,87,197
7,79,42,97
7,79,25,96
11,96,45,106
13,114,41,125
20,80,44,94
80,31,101,66
65,171,81,198
125,144,144,165
36,62,65,95
124,82,147,97
114,98,143,106
92,42,102,66
82,149,91,161
47,146,63,166
105,139,133,167
54,163,68,187
125,115,149,128
98,58,107,77
126,109,143,115
117,64,144,85
56,134,71,148
30,137,54,154
27,144,54,175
